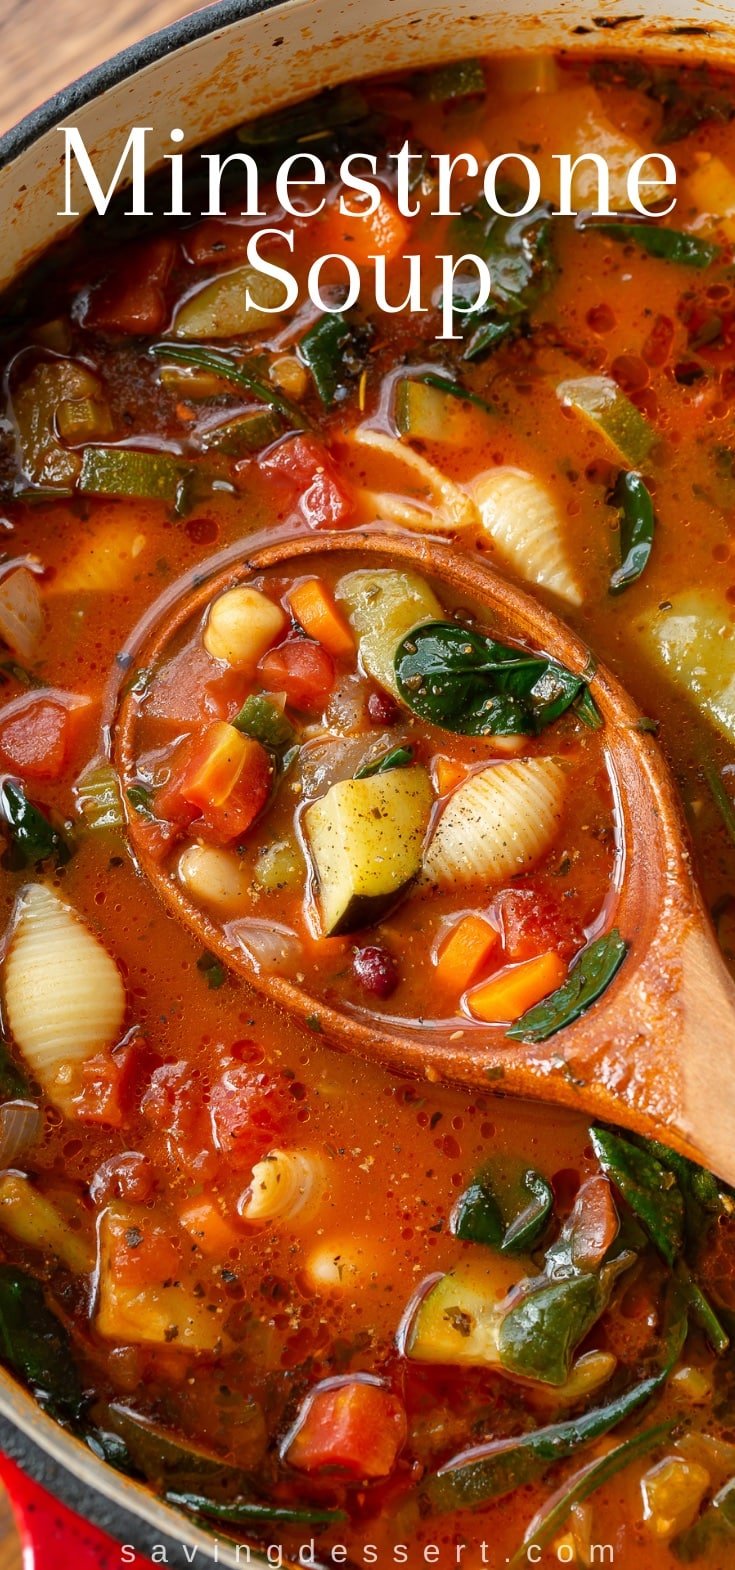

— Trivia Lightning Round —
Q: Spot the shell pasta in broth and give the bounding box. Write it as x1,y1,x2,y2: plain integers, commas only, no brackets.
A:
2,46,735,1569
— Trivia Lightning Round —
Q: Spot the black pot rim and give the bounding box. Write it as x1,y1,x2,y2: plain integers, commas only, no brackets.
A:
0,0,289,171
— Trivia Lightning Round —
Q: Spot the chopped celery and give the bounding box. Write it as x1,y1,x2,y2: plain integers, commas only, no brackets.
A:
200,408,282,455
556,375,654,467
74,763,124,832
79,446,204,507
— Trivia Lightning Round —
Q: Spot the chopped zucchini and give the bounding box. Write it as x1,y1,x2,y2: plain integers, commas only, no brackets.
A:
79,446,202,506
199,408,282,455
556,375,654,467
105,1400,266,1483
172,266,286,340
255,838,303,893
406,1256,524,1367
96,1207,230,1351
336,568,443,699
395,379,476,447
632,591,735,744
13,360,108,489
304,766,432,936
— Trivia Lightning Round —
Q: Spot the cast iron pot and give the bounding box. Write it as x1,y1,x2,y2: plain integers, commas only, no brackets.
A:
0,0,734,1561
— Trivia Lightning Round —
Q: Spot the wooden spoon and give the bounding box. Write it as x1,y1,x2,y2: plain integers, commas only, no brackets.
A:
114,530,735,1185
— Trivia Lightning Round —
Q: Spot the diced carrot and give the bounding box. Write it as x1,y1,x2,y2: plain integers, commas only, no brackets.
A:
468,950,567,1023
286,1379,407,1478
157,722,272,844
433,757,471,796
179,1196,242,1257
436,914,500,993
288,579,355,659
319,189,410,266
181,722,255,810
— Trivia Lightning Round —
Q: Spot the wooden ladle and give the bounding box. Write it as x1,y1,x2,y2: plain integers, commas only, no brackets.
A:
115,530,735,1185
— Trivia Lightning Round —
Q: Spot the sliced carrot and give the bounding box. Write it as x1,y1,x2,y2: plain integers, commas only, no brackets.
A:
179,1197,241,1258
468,950,567,1024
320,189,410,265
436,914,500,993
181,722,260,810
433,757,471,796
289,578,355,659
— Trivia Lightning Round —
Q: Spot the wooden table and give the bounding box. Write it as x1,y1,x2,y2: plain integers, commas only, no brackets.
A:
0,0,212,135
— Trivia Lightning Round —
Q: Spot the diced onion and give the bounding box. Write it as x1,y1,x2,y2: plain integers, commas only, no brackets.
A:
0,1100,41,1168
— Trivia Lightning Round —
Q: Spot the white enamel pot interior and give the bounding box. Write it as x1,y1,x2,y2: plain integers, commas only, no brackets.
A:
1,0,735,1560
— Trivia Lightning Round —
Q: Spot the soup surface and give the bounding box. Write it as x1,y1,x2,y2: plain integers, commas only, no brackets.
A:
1,47,735,1570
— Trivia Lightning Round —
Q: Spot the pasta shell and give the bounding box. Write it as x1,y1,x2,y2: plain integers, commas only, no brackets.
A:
472,467,583,607
422,757,566,888
348,428,478,533
3,884,126,1110
241,1148,325,1225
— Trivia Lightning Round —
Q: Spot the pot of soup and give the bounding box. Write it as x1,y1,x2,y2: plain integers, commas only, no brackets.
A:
3,2,735,1566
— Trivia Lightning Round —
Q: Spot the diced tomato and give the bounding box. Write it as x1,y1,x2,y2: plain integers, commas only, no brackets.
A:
209,1063,289,1171
496,886,584,963
0,699,70,781
157,722,272,844
72,1037,159,1128
261,436,354,529
258,639,335,711
286,1379,407,1479
83,239,176,335
144,646,249,730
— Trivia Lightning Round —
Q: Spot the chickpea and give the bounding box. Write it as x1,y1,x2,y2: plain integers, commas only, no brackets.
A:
203,585,286,667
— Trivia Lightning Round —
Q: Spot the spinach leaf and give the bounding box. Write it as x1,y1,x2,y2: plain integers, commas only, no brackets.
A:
299,312,351,407
503,1172,555,1254
685,1274,730,1356
0,780,71,868
394,621,592,737
507,930,628,1043
355,745,414,780
0,1266,84,1422
453,1168,553,1254
453,1180,504,1248
587,221,718,269
497,1255,630,1385
451,191,554,359
152,344,305,429
609,471,656,594
414,59,486,103
167,1490,346,1526
673,1475,735,1563
589,1126,685,1265
0,1040,34,1100
425,1288,687,1513
510,1421,674,1569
